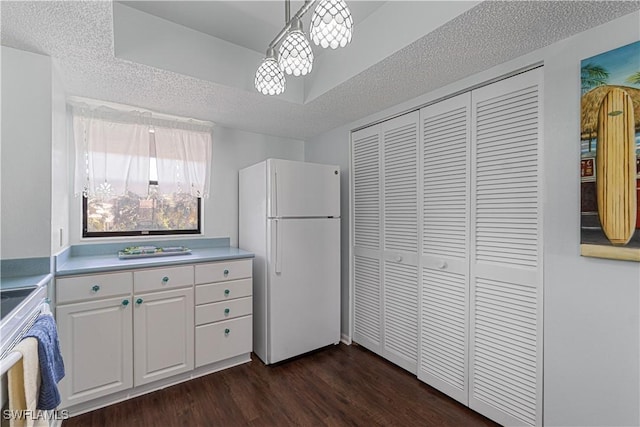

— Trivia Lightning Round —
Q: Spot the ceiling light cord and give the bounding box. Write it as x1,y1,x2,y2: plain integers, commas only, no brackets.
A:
254,0,353,96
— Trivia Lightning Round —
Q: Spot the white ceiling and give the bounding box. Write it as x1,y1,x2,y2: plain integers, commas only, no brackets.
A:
1,1,639,140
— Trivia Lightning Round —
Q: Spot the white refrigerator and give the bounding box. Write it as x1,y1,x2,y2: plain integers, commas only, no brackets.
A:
239,159,341,364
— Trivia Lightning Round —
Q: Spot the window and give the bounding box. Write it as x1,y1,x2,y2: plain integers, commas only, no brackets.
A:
73,102,212,238
83,184,201,237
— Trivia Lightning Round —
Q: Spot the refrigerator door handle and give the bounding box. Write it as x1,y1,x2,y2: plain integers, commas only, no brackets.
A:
273,170,278,217
275,219,282,274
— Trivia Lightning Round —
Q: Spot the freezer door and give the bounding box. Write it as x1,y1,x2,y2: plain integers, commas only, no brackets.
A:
268,159,340,218
267,218,340,364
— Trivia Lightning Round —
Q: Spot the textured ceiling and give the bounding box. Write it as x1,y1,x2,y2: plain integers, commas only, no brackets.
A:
1,1,639,140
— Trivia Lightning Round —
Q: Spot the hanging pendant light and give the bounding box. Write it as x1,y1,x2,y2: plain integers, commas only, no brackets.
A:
310,0,353,49
278,17,314,77
255,48,286,95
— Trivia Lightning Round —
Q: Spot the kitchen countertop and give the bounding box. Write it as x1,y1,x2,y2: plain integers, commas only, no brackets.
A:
54,238,254,276
0,273,52,290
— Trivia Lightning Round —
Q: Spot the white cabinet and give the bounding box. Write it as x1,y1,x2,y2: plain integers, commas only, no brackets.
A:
351,68,543,426
56,272,133,407
56,258,251,412
194,260,253,368
133,287,194,386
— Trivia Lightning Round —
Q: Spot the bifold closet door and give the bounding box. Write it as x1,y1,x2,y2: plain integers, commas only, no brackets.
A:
351,111,420,374
469,68,543,427
380,111,419,373
351,124,383,354
418,92,471,405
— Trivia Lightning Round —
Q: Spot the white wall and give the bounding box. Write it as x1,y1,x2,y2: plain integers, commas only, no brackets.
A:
305,11,640,426
68,125,304,247
304,128,350,340
1,47,52,259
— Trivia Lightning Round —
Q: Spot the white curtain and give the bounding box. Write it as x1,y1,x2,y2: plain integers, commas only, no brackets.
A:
72,101,213,199
73,108,150,198
154,127,212,198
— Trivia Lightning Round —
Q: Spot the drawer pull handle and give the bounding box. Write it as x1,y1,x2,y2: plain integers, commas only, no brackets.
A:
162,276,169,283
136,298,144,305
223,269,229,276
224,289,230,296
91,285,100,293
224,328,230,335
224,308,230,315
122,299,129,307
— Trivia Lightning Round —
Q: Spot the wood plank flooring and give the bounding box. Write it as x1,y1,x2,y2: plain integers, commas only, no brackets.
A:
63,344,499,426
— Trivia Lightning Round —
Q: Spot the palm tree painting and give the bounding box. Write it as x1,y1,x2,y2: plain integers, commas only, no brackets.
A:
580,40,640,262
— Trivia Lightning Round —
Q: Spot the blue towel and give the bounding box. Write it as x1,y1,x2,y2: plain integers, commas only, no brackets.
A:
24,314,65,410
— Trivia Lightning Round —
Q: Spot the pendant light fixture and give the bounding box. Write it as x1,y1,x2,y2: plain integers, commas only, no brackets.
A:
254,0,353,96
310,0,353,49
279,17,314,77
255,47,286,95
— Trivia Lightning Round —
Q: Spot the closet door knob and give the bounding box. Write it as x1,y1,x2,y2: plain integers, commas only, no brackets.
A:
91,285,100,292
438,261,448,269
122,299,129,306
136,298,144,305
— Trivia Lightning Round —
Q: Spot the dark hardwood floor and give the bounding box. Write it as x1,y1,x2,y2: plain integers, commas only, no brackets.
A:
63,344,499,426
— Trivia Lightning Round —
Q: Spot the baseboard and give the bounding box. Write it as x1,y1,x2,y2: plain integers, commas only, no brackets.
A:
340,334,352,345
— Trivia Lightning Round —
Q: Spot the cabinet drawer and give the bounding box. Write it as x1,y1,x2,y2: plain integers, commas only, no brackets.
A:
57,272,133,304
195,296,252,326
195,315,252,367
134,265,194,293
195,259,252,284
195,278,252,305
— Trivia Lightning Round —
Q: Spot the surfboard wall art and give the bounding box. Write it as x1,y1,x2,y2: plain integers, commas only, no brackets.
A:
580,41,640,261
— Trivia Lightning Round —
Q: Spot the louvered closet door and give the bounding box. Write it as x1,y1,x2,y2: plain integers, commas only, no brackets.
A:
469,68,543,427
419,93,471,405
351,125,383,354
381,111,420,373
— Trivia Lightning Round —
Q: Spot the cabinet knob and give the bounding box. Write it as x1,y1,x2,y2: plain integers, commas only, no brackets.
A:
223,269,229,276
136,298,143,305
224,289,230,296
162,276,169,283
224,328,230,335
122,299,129,306
91,285,100,293
224,308,230,315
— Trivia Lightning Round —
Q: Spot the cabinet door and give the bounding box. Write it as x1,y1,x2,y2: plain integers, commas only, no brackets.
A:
133,287,194,387
351,124,383,354
469,68,543,427
381,111,419,373
57,296,133,407
419,93,471,405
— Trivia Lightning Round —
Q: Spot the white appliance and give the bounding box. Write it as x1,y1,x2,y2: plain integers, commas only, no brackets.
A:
239,159,341,364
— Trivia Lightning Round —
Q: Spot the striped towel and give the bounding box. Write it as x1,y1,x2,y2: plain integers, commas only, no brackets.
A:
24,314,65,410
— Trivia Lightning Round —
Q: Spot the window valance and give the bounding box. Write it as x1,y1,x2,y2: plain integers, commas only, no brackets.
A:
71,102,213,199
